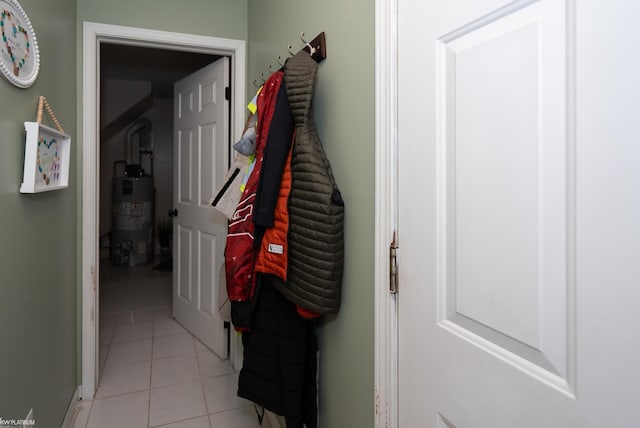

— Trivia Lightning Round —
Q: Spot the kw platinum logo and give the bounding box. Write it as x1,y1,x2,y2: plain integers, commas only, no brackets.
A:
0,417,35,427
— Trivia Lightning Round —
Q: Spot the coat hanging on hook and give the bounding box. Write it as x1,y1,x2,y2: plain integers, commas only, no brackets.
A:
254,32,328,88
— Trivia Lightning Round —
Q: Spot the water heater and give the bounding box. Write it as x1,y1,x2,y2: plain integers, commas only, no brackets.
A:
110,118,155,267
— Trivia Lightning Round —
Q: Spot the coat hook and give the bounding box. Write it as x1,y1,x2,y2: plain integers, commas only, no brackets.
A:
306,43,316,56
260,72,266,83
299,32,316,56
276,56,284,67
253,79,260,88
267,64,273,72
287,45,295,56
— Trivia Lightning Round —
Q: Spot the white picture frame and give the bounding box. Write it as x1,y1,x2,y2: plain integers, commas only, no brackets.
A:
20,121,71,193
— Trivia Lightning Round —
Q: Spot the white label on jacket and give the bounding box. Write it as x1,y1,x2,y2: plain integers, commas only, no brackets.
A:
268,243,284,255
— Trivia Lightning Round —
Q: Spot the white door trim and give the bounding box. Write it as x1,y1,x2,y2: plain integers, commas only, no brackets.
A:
81,21,246,399
374,0,399,426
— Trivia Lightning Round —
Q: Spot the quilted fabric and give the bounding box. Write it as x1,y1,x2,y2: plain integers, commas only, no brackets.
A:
271,51,345,314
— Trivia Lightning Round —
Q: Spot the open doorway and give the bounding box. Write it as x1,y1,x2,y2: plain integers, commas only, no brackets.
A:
82,22,247,401
96,43,221,383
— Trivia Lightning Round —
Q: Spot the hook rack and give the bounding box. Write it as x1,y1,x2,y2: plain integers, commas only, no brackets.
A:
253,31,327,89
302,32,327,63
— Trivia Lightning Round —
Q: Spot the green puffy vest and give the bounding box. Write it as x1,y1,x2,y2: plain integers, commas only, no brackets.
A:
272,51,345,315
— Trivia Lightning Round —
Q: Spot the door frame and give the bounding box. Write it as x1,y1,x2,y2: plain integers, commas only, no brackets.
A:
81,21,246,399
374,0,399,427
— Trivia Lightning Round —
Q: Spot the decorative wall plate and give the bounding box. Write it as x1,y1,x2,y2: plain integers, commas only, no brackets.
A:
0,0,39,88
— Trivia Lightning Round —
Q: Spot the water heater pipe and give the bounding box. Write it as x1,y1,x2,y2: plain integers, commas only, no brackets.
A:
124,117,153,164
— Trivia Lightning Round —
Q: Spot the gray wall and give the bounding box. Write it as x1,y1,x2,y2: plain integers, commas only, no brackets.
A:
0,0,78,425
248,2,376,426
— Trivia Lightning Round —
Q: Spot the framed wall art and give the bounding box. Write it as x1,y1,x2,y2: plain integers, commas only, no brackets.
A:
20,121,71,193
21,96,70,193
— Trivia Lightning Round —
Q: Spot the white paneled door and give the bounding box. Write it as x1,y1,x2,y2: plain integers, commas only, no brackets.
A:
173,57,229,359
397,0,640,427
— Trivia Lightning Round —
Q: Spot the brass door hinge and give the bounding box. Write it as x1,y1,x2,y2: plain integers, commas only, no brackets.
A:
390,231,398,294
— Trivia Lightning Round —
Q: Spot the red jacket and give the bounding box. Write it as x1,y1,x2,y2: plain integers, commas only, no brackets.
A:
225,71,286,302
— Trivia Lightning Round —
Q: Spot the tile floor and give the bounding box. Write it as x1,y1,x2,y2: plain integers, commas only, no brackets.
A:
71,261,271,428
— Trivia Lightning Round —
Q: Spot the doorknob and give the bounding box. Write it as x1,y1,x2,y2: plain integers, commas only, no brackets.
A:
168,208,178,218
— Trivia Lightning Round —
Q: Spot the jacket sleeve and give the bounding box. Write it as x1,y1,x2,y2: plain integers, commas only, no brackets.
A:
253,82,295,228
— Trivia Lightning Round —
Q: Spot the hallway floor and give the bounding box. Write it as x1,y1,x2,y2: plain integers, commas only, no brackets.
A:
72,260,271,428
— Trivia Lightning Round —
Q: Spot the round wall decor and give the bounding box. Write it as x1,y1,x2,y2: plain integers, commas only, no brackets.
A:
0,0,39,88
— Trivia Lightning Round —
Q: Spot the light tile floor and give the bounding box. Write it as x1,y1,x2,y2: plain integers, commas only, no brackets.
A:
71,261,271,428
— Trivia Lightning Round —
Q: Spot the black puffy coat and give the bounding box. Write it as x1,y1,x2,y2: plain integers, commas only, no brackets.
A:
238,277,318,428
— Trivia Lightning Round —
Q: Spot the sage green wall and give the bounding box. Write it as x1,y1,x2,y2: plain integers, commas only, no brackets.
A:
0,0,77,425
77,0,248,40
248,2,375,426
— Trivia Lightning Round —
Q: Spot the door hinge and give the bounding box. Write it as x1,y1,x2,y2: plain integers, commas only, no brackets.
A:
225,86,231,101
390,231,398,294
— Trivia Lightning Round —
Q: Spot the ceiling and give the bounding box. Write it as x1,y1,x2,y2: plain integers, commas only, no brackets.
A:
100,43,221,98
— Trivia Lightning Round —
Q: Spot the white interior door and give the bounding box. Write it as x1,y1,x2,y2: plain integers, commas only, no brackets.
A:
397,0,640,427
173,57,229,359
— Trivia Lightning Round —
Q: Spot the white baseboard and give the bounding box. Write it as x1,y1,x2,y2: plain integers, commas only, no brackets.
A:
61,388,80,428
